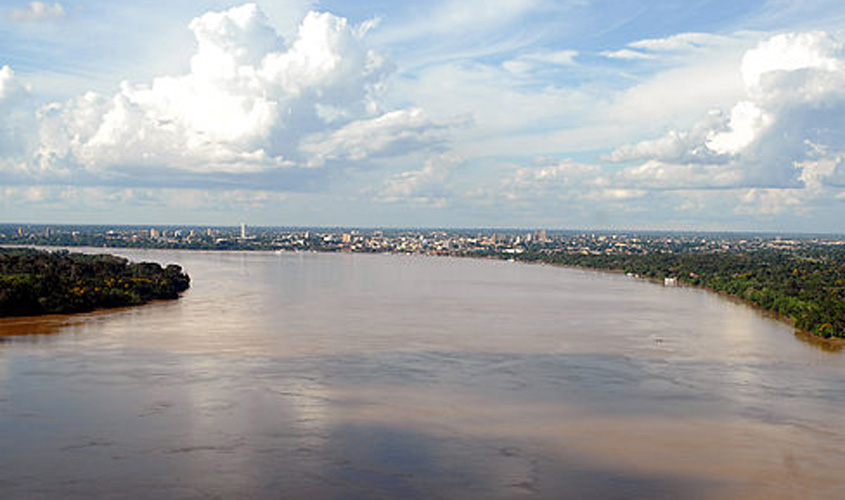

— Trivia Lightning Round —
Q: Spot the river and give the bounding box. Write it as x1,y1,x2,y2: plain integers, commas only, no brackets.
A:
1,249,844,499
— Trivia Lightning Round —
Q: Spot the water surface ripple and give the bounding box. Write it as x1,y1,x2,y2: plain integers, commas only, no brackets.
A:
1,249,843,499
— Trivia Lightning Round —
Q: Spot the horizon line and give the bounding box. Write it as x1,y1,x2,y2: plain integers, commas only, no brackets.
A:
0,222,843,238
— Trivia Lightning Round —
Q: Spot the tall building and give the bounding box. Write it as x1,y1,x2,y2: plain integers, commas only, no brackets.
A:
240,223,247,239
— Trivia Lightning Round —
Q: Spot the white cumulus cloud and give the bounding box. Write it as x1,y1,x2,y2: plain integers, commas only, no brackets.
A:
499,159,606,203
12,3,445,187
301,108,451,167
7,1,66,21
607,110,729,164
375,153,463,206
609,31,845,193
0,66,35,161
741,31,843,90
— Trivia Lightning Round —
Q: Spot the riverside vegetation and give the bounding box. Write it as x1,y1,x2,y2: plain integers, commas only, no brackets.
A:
2,225,844,341
0,248,190,317
515,247,845,339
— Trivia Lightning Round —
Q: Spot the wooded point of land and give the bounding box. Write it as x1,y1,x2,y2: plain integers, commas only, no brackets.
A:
0,248,190,317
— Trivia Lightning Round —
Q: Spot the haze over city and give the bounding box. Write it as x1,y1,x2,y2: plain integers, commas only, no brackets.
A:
1,0,844,231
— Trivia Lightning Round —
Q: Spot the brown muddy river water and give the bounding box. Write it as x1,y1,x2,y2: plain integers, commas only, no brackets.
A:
1,249,844,499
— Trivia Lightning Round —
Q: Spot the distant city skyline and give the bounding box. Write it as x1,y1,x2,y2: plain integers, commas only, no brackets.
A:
2,1,845,232
6,223,840,254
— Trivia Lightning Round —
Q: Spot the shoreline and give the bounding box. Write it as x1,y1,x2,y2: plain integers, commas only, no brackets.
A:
4,244,842,350
0,246,190,324
0,296,183,331
512,257,845,351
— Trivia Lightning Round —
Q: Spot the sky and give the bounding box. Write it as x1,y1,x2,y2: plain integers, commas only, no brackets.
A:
1,0,845,231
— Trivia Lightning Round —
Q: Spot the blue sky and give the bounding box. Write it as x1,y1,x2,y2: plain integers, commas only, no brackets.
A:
1,0,845,231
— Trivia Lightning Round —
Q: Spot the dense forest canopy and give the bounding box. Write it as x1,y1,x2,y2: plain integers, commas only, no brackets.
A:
515,247,845,339
0,248,190,317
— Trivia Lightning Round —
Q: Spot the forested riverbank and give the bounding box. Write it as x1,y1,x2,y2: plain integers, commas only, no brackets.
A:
0,248,190,317
513,248,845,339
2,241,843,341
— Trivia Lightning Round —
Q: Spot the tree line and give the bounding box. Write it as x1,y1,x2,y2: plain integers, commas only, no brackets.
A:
513,247,845,339
0,248,190,316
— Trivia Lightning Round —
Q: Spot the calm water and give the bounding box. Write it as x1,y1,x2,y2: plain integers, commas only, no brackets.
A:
1,249,844,499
